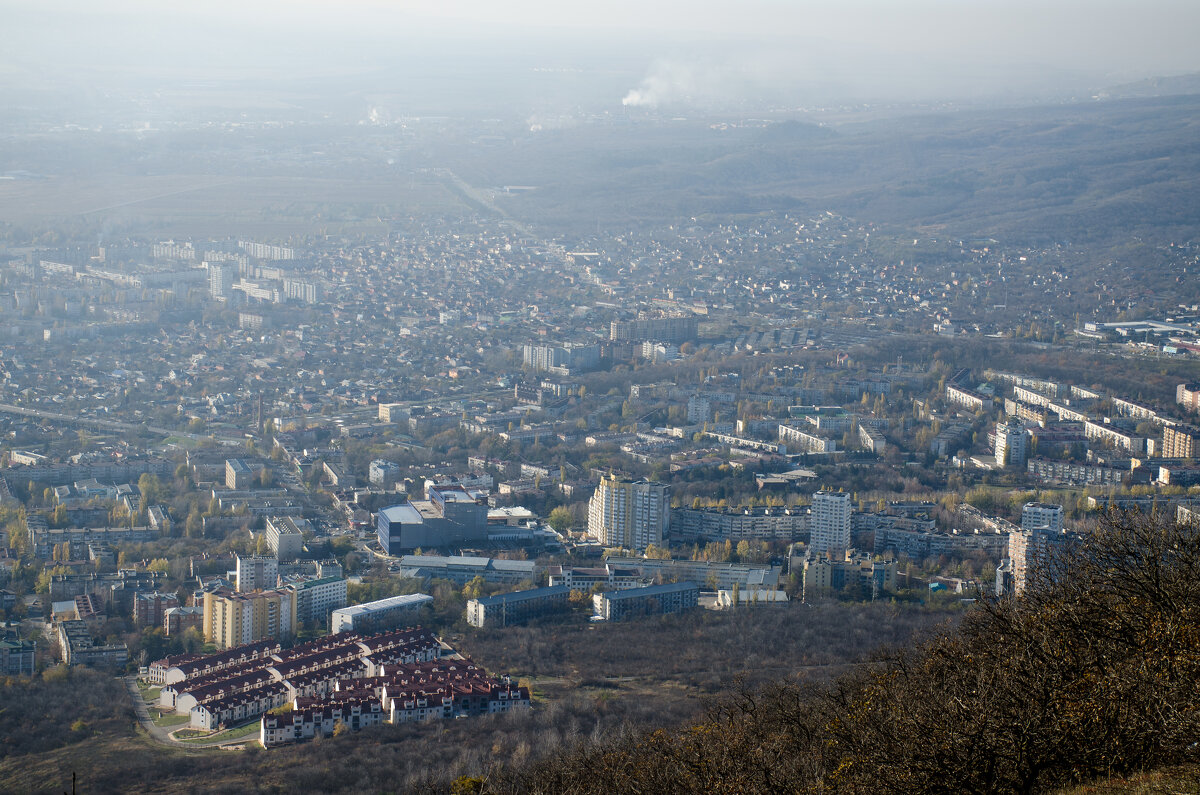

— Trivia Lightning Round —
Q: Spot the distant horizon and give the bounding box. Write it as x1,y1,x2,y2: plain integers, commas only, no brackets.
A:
5,1,1200,120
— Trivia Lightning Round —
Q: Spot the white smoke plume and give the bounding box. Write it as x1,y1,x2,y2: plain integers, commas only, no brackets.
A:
620,54,811,109
622,59,707,107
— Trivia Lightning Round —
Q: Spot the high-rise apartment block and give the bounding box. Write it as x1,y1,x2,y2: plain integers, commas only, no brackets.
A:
1006,526,1075,596
283,279,320,304
687,395,713,424
809,491,851,555
1163,425,1200,459
208,263,234,300
1001,503,1071,596
1021,502,1064,534
587,476,669,550
238,240,296,260
235,554,278,592
285,576,348,629
522,343,601,374
203,587,296,648
995,419,1028,468
1178,383,1200,413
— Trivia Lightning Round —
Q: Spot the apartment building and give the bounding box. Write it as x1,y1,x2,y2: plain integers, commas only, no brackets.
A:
546,563,648,591
1021,503,1064,534
587,475,669,550
801,550,896,599
264,516,307,562
777,423,837,454
669,506,807,542
995,419,1029,468
134,591,181,628
394,554,536,586
466,585,570,628
809,491,851,555
286,576,348,629
330,593,433,634
594,581,700,621
1178,383,1200,413
163,605,204,636
946,384,993,412
609,316,697,344
58,619,128,668
369,459,403,488
0,632,35,676
1026,458,1124,487
203,587,296,648
235,555,278,593
873,525,1009,560
1084,420,1146,454
604,556,781,590
1162,425,1200,459
1005,525,1077,596
225,458,258,490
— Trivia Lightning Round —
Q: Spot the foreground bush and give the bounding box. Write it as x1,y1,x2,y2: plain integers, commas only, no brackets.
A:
474,510,1200,794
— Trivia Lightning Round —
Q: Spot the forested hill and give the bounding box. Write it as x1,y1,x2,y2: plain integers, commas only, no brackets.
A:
445,510,1200,794
455,94,1200,246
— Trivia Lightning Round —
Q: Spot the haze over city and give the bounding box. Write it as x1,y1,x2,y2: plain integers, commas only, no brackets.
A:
6,0,1200,117
2,1,1200,793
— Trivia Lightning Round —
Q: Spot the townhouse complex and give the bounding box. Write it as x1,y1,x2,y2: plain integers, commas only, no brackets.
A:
147,625,526,743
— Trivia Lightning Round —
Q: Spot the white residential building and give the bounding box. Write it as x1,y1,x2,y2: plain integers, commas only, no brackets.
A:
264,516,306,562
809,491,851,555
995,419,1028,468
587,476,669,550
1021,503,1064,534
235,555,278,593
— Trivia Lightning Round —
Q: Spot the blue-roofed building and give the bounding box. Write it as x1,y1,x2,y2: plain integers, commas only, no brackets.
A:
376,485,489,555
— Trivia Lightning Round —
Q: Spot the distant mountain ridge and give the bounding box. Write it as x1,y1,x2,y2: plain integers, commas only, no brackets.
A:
1097,71,1200,100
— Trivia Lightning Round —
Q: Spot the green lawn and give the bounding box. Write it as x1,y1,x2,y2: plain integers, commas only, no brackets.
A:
176,721,260,745
152,712,190,728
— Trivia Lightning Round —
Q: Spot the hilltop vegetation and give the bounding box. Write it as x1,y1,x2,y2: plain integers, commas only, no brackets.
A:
456,510,1200,794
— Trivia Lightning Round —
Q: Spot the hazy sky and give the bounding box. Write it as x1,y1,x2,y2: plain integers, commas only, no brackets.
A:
6,1,1200,114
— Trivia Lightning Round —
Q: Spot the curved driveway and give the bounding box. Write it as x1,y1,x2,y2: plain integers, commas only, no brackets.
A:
123,676,253,749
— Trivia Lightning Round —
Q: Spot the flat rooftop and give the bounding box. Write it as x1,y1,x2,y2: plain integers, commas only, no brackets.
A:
379,503,423,525
332,593,432,618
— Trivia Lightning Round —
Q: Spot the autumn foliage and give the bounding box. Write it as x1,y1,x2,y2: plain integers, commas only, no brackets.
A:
476,510,1200,794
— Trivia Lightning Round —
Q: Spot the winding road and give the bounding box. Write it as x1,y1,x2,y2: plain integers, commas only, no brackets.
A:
123,675,255,749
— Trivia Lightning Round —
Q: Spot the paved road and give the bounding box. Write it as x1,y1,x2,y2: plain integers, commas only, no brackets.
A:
123,676,255,749
124,675,174,744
